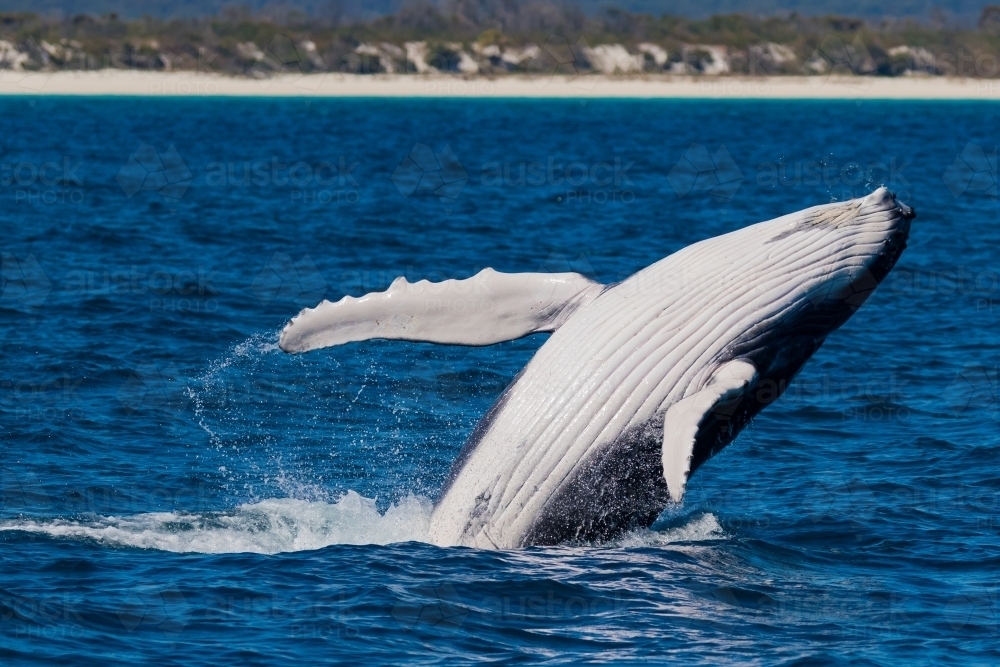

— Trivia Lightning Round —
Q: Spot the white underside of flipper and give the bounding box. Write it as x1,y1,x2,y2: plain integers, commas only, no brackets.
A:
279,268,602,353
661,359,758,503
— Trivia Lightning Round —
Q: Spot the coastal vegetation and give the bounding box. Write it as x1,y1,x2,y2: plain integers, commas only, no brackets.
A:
2,2,1000,77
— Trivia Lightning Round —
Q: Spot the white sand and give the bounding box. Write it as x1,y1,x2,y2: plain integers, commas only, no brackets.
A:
1,69,999,98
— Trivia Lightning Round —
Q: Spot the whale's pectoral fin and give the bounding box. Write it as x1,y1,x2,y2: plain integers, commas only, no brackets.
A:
662,359,759,502
279,268,603,353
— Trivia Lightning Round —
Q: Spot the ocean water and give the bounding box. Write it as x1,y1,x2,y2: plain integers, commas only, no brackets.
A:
1,97,998,664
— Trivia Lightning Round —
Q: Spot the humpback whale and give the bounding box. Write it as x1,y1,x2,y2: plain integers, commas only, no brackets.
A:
279,187,914,549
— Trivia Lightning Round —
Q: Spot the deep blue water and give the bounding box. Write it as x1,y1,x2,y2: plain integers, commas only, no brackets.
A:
1,97,998,664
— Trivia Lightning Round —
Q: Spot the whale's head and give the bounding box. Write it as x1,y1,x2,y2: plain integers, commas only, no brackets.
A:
721,186,915,388
761,186,913,319
681,187,914,479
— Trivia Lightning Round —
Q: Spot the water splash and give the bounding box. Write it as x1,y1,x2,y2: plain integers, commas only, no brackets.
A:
0,492,433,554
0,497,725,555
186,332,282,448
614,513,725,548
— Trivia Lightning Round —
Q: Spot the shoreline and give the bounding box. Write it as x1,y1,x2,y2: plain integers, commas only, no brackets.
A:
1,70,999,99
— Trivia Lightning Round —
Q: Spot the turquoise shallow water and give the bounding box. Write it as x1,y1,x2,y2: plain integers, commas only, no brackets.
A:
1,97,998,664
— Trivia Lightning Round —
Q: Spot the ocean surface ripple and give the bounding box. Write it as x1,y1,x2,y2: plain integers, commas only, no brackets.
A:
1,98,998,664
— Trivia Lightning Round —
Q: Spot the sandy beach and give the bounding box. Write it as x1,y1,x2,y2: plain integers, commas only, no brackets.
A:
1,69,999,98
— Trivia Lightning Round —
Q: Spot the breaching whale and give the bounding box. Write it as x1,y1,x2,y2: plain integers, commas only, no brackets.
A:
279,187,914,549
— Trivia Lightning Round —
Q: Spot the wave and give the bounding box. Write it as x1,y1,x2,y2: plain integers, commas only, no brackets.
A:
0,492,726,554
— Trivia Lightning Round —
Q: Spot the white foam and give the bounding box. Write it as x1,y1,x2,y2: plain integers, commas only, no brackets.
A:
614,513,725,548
0,492,433,554
0,494,724,554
